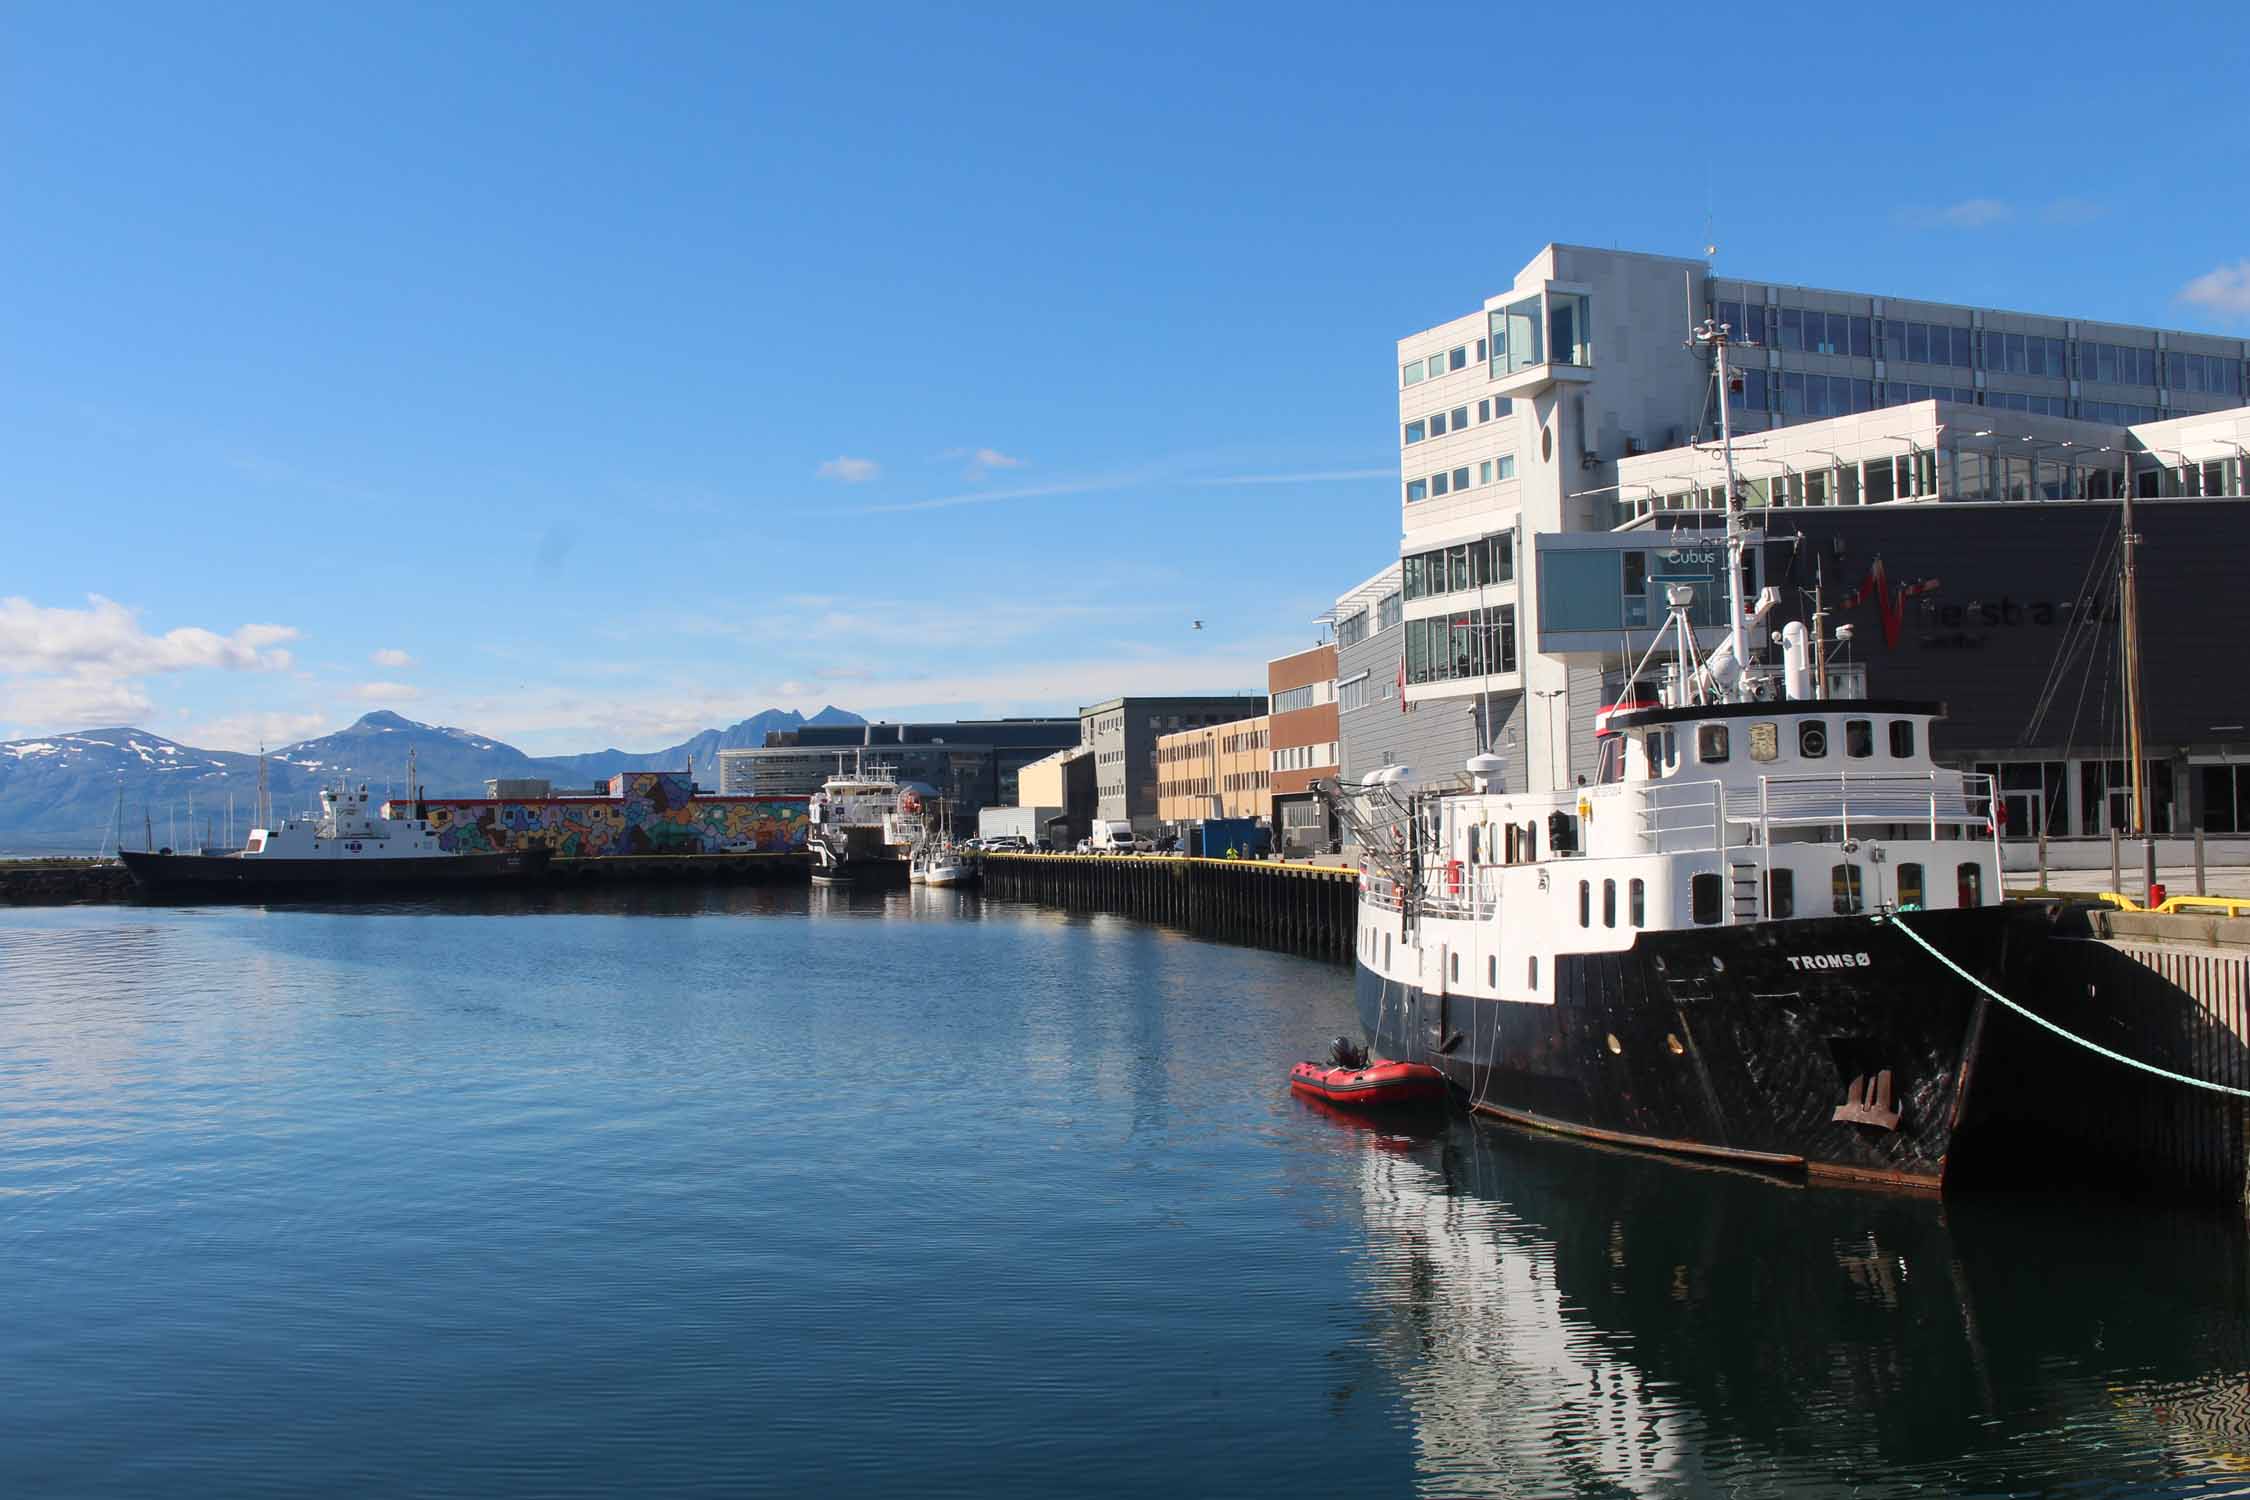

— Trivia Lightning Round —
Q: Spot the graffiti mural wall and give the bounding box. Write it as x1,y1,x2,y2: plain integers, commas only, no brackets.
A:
389,774,809,858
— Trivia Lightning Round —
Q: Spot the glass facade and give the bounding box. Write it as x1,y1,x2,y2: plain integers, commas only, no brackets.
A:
1402,533,1513,601
1403,605,1516,684
1488,292,1591,376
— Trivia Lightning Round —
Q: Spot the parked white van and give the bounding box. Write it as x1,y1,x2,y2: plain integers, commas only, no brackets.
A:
1087,820,1138,854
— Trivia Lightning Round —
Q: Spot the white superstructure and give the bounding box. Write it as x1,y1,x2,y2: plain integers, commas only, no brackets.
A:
240,782,446,861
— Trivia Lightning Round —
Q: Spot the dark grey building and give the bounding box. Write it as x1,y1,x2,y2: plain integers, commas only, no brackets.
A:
717,718,1080,823
1081,695,1266,830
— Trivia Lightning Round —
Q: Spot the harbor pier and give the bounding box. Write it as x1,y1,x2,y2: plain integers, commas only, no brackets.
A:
982,853,1357,962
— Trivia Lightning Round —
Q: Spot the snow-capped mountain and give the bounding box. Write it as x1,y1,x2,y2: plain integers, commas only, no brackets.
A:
0,706,868,846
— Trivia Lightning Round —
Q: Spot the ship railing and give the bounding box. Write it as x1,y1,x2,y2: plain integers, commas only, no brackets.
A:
1757,771,1992,843
1637,778,1730,854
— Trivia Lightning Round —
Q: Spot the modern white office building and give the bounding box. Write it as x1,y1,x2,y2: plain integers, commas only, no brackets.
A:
1384,244,2250,818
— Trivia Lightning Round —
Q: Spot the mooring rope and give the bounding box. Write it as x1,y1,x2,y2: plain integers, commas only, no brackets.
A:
1878,913,2250,1100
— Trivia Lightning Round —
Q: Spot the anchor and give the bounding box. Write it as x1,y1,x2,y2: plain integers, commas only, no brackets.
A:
1833,1069,1901,1130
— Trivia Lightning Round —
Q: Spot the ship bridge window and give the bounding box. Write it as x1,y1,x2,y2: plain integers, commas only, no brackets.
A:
1691,872,1723,925
1845,720,1874,759
1890,721,1916,758
1697,725,1729,763
1799,720,1828,758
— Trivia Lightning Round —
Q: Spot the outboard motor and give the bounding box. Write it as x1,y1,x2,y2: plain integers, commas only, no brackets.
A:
1328,1035,1370,1070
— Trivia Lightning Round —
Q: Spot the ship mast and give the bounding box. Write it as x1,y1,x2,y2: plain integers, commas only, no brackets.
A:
2123,453,2151,897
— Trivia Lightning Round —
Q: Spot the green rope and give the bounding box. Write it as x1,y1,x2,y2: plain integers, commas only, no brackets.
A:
1878,913,2250,1100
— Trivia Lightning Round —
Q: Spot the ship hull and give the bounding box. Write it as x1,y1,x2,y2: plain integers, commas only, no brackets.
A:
1356,907,2024,1190
120,848,551,896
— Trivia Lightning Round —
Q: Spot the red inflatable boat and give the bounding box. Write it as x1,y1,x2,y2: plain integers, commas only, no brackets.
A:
1288,1058,1447,1109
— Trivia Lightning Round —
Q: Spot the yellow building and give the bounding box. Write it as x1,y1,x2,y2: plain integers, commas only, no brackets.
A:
1155,716,1271,825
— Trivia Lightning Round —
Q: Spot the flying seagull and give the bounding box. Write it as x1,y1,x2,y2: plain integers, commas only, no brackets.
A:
1192,619,1203,630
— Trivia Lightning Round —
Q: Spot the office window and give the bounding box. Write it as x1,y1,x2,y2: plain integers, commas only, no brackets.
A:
1718,299,1743,334
1778,308,1802,350
1451,406,1467,430
1339,675,1368,712
1403,420,1425,444
1336,611,1368,649
1402,362,1424,387
1451,467,1470,491
1495,455,1516,481
1430,411,1448,437
1477,399,1490,422
1377,592,1401,631
1850,315,1872,357
1405,478,1427,503
1906,322,1929,363
1478,460,1492,484
1475,338,1486,363
1449,345,1466,371
1427,354,1445,379
1431,471,1450,496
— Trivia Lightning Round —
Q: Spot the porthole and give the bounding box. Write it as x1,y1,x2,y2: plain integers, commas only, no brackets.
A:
1541,427,1554,462
1666,1033,1685,1056
1605,1033,1622,1055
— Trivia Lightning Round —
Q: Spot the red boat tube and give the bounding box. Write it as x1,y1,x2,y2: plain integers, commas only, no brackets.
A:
1288,1058,1447,1109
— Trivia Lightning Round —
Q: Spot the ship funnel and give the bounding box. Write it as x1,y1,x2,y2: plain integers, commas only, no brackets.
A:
1780,620,1813,699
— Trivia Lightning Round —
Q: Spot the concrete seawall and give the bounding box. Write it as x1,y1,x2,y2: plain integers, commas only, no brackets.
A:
981,853,1357,963
0,863,135,905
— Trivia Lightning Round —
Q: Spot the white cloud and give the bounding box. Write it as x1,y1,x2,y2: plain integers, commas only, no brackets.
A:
2180,259,2250,321
0,595,301,734
371,647,415,669
857,474,1135,515
1897,198,2012,230
181,709,335,753
0,594,297,676
0,674,155,730
1204,468,1394,486
2040,196,2108,226
970,447,1023,472
818,456,881,484
355,681,422,703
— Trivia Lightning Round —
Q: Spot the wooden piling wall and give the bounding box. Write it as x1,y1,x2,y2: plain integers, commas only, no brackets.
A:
981,854,1357,963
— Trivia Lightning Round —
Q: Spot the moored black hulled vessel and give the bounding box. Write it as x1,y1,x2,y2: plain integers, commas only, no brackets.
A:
1323,313,2025,1193
119,780,549,898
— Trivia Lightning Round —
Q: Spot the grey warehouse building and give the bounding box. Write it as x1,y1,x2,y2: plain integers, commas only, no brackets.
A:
1081,695,1268,831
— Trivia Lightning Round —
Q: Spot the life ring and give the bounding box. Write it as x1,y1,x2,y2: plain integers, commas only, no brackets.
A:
1446,859,1463,896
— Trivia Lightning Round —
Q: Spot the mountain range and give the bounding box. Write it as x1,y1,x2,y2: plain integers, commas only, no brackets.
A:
0,706,864,847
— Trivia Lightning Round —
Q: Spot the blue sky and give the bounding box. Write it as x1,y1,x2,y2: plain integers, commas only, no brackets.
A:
3,0,2245,754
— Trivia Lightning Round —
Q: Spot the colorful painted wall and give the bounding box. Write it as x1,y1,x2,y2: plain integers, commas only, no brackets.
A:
385,786,809,858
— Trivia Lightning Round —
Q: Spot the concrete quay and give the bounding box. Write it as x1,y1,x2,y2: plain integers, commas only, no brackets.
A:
981,852,1357,963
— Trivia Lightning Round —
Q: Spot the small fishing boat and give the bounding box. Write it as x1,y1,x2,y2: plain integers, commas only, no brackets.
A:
1289,1038,1446,1109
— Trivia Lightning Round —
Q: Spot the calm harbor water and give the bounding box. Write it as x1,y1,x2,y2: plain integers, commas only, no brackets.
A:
3,887,2249,1498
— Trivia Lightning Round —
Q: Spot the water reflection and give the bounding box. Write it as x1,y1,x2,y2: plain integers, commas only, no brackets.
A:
1354,1120,2250,1496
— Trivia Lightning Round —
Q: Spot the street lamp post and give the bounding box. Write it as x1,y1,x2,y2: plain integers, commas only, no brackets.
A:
1534,688,1567,790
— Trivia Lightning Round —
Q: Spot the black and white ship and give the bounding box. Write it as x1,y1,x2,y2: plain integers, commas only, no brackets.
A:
806,757,926,888
119,779,548,895
1327,317,2025,1192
